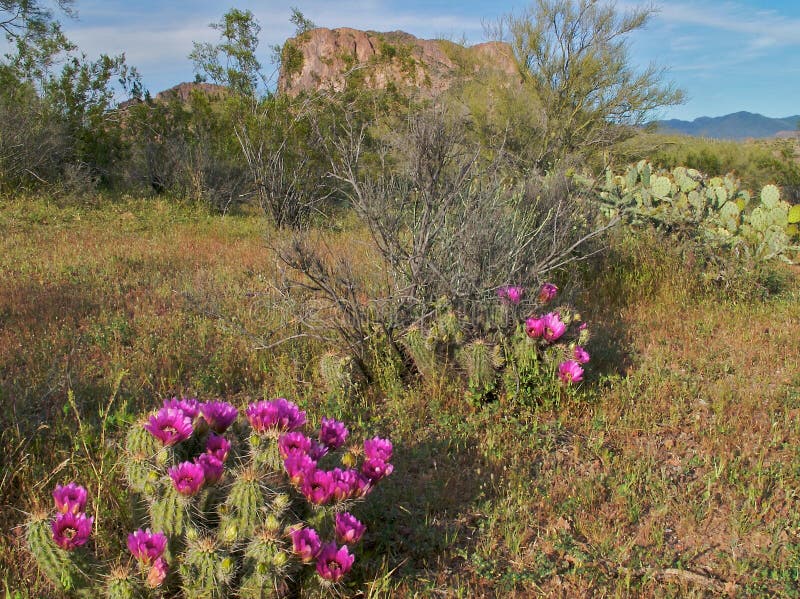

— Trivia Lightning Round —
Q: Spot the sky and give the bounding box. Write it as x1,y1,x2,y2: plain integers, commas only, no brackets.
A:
19,0,800,121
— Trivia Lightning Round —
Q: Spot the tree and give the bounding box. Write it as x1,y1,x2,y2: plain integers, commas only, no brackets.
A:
488,0,684,169
189,8,262,98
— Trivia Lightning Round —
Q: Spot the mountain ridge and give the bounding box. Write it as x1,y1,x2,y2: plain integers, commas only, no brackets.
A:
653,111,800,140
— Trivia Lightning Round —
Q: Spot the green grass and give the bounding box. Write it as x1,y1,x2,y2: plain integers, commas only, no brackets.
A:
2,195,800,597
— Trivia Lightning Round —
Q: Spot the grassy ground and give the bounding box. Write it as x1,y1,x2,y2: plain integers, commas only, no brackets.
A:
2,196,799,597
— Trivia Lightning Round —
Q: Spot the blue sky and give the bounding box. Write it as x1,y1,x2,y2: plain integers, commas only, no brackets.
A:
34,1,800,120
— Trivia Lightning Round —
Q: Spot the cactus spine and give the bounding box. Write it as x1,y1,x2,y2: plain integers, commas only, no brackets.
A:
180,536,234,599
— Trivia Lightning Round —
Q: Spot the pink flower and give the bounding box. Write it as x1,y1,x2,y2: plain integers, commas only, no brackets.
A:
334,512,366,544
284,454,317,485
316,543,355,582
558,360,584,384
127,529,167,564
353,473,373,498
290,527,321,562
51,512,93,550
525,316,545,339
168,461,205,496
308,441,329,461
361,458,393,482
205,433,230,462
246,398,306,433
541,312,566,343
147,557,168,587
319,418,348,450
497,285,524,305
195,454,224,484
144,407,193,446
538,283,558,303
574,346,590,364
52,483,87,515
363,437,393,462
331,468,359,502
162,397,200,420
278,432,312,459
199,401,238,433
301,469,334,505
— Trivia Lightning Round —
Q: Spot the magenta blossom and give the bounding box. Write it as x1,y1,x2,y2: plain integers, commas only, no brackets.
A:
301,469,334,505
538,282,558,303
144,407,193,447
205,433,230,462
195,453,224,484
335,512,366,544
246,398,306,433
525,317,545,339
51,512,93,550
353,473,374,498
162,397,200,420
497,285,524,305
199,401,238,433
278,432,312,459
316,543,355,583
541,312,567,343
331,468,359,501
147,557,168,588
168,461,205,496
52,483,87,515
284,454,317,485
127,529,167,564
364,437,393,462
290,527,322,562
308,441,329,461
319,418,348,450
558,360,584,384
574,346,590,364
361,458,394,482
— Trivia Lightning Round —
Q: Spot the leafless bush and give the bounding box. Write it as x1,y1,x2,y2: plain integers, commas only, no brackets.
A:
277,101,615,365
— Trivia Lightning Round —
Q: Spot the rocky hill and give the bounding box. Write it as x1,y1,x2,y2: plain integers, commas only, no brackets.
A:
277,28,520,97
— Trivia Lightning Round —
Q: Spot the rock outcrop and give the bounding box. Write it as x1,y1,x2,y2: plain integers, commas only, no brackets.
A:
277,28,520,97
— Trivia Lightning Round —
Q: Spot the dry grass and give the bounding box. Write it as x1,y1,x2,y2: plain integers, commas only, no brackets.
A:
2,196,799,597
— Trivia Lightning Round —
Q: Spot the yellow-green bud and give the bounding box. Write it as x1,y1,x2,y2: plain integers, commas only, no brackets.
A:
341,452,357,468
272,551,288,568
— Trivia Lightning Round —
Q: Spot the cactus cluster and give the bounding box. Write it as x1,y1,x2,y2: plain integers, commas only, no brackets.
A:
27,396,393,598
597,160,799,263
399,284,591,405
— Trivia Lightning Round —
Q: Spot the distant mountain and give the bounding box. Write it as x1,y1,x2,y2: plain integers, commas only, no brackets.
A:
653,111,800,140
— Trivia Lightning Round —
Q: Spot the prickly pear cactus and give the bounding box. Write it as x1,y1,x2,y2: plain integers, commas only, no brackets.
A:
597,160,799,263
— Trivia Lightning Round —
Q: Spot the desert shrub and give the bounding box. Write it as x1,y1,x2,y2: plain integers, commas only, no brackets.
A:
0,78,71,193
236,94,332,228
277,102,610,396
27,396,393,597
123,92,251,212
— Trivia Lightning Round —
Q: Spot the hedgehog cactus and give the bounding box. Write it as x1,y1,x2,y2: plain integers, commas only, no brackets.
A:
29,396,395,598
180,537,234,599
105,567,144,599
26,512,92,596
459,339,503,403
219,468,265,543
402,325,439,379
